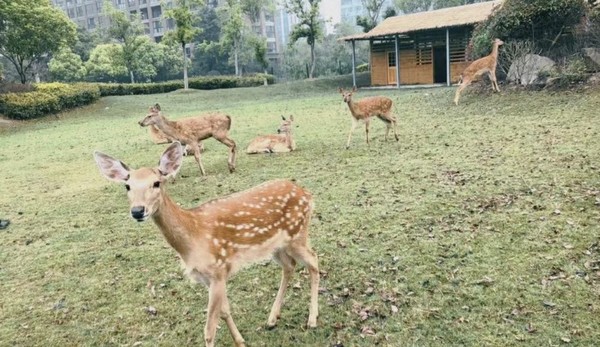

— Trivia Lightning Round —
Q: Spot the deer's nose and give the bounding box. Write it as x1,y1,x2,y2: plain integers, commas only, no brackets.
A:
131,206,146,221
138,120,144,126
277,129,281,134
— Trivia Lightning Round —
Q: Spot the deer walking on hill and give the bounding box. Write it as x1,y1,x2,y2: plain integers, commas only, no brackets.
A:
139,104,236,175
339,87,399,149
246,115,296,154
454,38,504,105
94,142,320,347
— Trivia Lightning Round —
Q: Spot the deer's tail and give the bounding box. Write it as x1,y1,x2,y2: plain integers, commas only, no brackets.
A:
226,115,232,130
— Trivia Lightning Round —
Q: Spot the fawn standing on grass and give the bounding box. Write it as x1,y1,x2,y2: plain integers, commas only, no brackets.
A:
94,142,320,347
246,115,296,154
139,104,236,175
339,87,399,149
454,38,504,105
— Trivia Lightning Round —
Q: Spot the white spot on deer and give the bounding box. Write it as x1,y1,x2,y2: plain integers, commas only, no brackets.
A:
285,212,291,218
220,248,227,257
213,239,219,246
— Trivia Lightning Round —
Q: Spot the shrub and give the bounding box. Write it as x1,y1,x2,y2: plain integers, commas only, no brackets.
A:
93,74,275,96
356,63,369,73
471,0,587,59
0,83,100,120
549,56,589,87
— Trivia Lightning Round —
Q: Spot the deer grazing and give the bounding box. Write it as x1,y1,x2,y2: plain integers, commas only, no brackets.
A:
454,38,504,105
246,115,296,154
338,87,399,149
94,142,320,347
139,104,235,175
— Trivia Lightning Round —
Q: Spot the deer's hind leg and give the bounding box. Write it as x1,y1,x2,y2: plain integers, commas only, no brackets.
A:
214,132,237,173
267,250,297,328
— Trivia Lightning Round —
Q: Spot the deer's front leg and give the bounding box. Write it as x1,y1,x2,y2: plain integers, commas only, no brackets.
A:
221,295,246,347
190,143,206,176
205,278,225,347
364,118,371,146
346,118,358,149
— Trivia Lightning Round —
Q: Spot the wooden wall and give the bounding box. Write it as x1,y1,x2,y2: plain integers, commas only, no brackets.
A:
369,27,472,86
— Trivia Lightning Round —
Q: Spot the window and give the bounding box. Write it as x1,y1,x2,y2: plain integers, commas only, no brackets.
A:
140,8,148,20
153,20,163,34
166,18,175,30
67,8,75,18
267,42,276,53
128,0,137,6
76,5,84,17
144,22,150,34
116,0,126,10
266,26,275,38
264,12,274,22
151,5,161,18
87,17,96,29
388,52,396,67
140,0,147,3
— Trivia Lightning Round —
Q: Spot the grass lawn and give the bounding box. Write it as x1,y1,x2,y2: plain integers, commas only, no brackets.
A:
1,78,600,346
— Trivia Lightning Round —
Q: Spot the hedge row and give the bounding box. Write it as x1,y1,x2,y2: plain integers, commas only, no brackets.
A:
0,83,101,120
94,74,275,96
0,74,274,119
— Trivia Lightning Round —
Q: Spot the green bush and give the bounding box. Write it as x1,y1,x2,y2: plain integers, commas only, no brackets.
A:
0,83,100,120
93,74,276,96
471,0,587,59
549,57,589,87
356,63,369,73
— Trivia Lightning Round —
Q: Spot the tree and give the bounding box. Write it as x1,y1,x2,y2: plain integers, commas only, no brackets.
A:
105,3,146,83
164,0,202,89
286,0,323,79
73,27,103,62
356,0,387,33
241,0,275,23
0,0,77,83
85,44,128,82
48,48,86,82
220,0,246,76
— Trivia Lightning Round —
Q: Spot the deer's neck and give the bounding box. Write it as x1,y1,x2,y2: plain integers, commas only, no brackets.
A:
152,192,195,257
284,131,294,150
346,100,360,118
490,43,500,61
154,116,180,139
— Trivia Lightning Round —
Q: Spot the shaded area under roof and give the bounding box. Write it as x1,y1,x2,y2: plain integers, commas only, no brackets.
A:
342,1,502,41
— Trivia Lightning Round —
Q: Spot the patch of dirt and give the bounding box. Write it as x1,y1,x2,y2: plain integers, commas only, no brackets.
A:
0,116,18,128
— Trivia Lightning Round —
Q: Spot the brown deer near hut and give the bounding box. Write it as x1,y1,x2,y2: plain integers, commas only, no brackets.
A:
138,104,236,175
246,115,296,154
93,142,319,347
339,87,399,149
454,38,504,105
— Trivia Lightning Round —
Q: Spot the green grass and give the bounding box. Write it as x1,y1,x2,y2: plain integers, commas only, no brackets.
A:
1,78,600,346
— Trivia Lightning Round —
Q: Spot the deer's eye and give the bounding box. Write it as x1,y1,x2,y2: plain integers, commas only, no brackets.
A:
153,181,161,188
125,184,130,191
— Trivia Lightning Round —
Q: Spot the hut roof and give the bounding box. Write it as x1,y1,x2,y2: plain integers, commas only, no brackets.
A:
342,1,502,41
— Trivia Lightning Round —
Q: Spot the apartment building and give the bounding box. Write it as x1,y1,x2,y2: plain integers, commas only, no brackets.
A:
340,0,395,25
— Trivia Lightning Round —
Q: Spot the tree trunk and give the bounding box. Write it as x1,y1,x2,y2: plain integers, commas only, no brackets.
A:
309,42,316,79
130,70,135,84
234,46,239,77
182,42,189,90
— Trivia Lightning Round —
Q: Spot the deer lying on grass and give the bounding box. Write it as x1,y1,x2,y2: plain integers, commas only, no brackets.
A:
139,104,235,175
94,142,320,347
454,38,504,105
246,115,296,154
339,87,399,149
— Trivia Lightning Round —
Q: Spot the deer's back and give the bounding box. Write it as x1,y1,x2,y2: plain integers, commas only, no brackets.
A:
355,96,393,115
464,55,495,76
176,113,231,140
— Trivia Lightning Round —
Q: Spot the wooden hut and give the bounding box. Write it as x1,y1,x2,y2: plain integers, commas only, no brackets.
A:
342,1,502,87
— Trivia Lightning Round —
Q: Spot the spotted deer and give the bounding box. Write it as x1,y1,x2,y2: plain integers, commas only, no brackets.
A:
454,38,504,105
339,87,399,149
93,142,319,347
246,115,296,154
139,104,236,175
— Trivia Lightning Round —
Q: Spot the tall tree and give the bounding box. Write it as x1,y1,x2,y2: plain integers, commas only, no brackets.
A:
0,0,76,83
105,3,146,83
241,0,275,23
220,0,245,76
286,0,323,79
356,0,387,33
164,0,202,89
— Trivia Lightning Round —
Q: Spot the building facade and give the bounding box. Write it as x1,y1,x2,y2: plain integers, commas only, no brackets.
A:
340,0,394,25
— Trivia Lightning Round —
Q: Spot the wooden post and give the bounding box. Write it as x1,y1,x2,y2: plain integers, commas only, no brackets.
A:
395,35,400,89
446,28,451,86
351,40,357,88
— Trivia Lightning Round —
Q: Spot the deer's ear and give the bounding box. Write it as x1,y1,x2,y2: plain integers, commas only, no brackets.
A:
158,142,183,178
94,152,130,183
281,115,286,121
338,87,343,94
289,115,294,122
154,103,161,111
352,86,357,92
